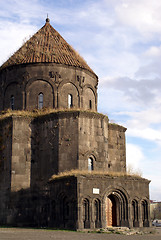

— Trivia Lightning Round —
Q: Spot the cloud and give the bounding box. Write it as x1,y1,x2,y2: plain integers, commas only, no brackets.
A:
100,74,161,147
0,21,36,65
115,0,161,39
145,45,161,58
127,128,161,145
118,107,161,126
102,76,161,108
126,143,144,170
126,142,161,201
142,159,161,201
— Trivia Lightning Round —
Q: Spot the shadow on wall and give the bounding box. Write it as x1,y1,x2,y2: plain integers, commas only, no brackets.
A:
2,186,77,229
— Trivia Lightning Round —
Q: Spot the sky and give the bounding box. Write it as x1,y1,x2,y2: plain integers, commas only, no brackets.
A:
0,0,161,201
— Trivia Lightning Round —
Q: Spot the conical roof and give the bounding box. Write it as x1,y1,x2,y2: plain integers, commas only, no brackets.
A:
0,19,95,75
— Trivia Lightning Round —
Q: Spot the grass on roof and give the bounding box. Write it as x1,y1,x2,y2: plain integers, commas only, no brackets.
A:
49,169,143,181
0,108,109,121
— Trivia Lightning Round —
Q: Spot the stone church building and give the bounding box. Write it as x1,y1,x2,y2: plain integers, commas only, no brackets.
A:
0,18,151,230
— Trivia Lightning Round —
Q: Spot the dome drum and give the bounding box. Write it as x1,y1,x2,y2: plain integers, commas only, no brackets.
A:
0,63,98,111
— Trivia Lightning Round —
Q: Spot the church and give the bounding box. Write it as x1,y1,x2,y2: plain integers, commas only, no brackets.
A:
0,18,151,230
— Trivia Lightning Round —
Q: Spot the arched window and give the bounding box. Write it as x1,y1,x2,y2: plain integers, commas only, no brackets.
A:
10,95,14,110
38,93,43,109
88,157,94,171
68,94,73,108
89,100,92,109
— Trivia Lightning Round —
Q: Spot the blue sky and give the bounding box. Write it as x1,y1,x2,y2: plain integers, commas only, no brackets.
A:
0,0,161,200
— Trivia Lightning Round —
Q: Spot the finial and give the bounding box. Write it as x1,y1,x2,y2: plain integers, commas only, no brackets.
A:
46,14,50,23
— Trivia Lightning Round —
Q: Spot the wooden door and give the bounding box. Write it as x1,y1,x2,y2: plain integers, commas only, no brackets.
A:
106,195,117,227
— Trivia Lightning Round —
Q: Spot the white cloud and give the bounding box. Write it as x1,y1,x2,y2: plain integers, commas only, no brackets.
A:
121,108,161,127
112,107,161,145
126,143,161,201
127,128,161,145
126,143,144,170
145,45,161,57
143,159,161,201
0,22,36,65
115,0,161,39
102,76,161,108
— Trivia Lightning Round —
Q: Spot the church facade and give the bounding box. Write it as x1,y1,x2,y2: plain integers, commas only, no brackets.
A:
0,18,151,230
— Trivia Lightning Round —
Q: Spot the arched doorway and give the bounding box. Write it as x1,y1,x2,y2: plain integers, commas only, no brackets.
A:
106,190,129,227
106,194,118,227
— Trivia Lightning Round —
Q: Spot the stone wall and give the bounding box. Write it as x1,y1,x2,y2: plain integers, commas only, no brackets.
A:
31,115,59,186
0,111,128,191
78,112,109,171
0,116,32,192
31,111,110,186
48,174,150,230
0,112,150,229
0,117,12,224
108,123,127,172
1,174,150,229
49,176,77,229
0,116,32,224
0,63,98,111
11,116,32,191
58,112,79,172
76,174,150,229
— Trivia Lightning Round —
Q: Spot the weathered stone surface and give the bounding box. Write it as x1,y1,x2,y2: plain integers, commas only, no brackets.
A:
0,64,98,111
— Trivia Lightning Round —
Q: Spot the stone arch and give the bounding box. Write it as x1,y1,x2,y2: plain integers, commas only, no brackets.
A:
3,82,23,110
82,151,97,171
93,198,102,228
25,76,56,91
131,199,139,227
82,85,96,110
58,82,80,109
141,199,149,227
104,188,129,227
82,198,90,229
84,151,98,160
25,79,54,110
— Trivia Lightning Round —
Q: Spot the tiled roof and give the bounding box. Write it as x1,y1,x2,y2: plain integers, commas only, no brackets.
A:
0,20,95,75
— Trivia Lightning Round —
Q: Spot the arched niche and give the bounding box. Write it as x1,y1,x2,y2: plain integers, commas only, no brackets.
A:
94,198,101,228
141,199,149,227
83,87,96,110
26,80,54,110
132,199,139,227
82,198,90,229
59,82,79,109
4,82,23,110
